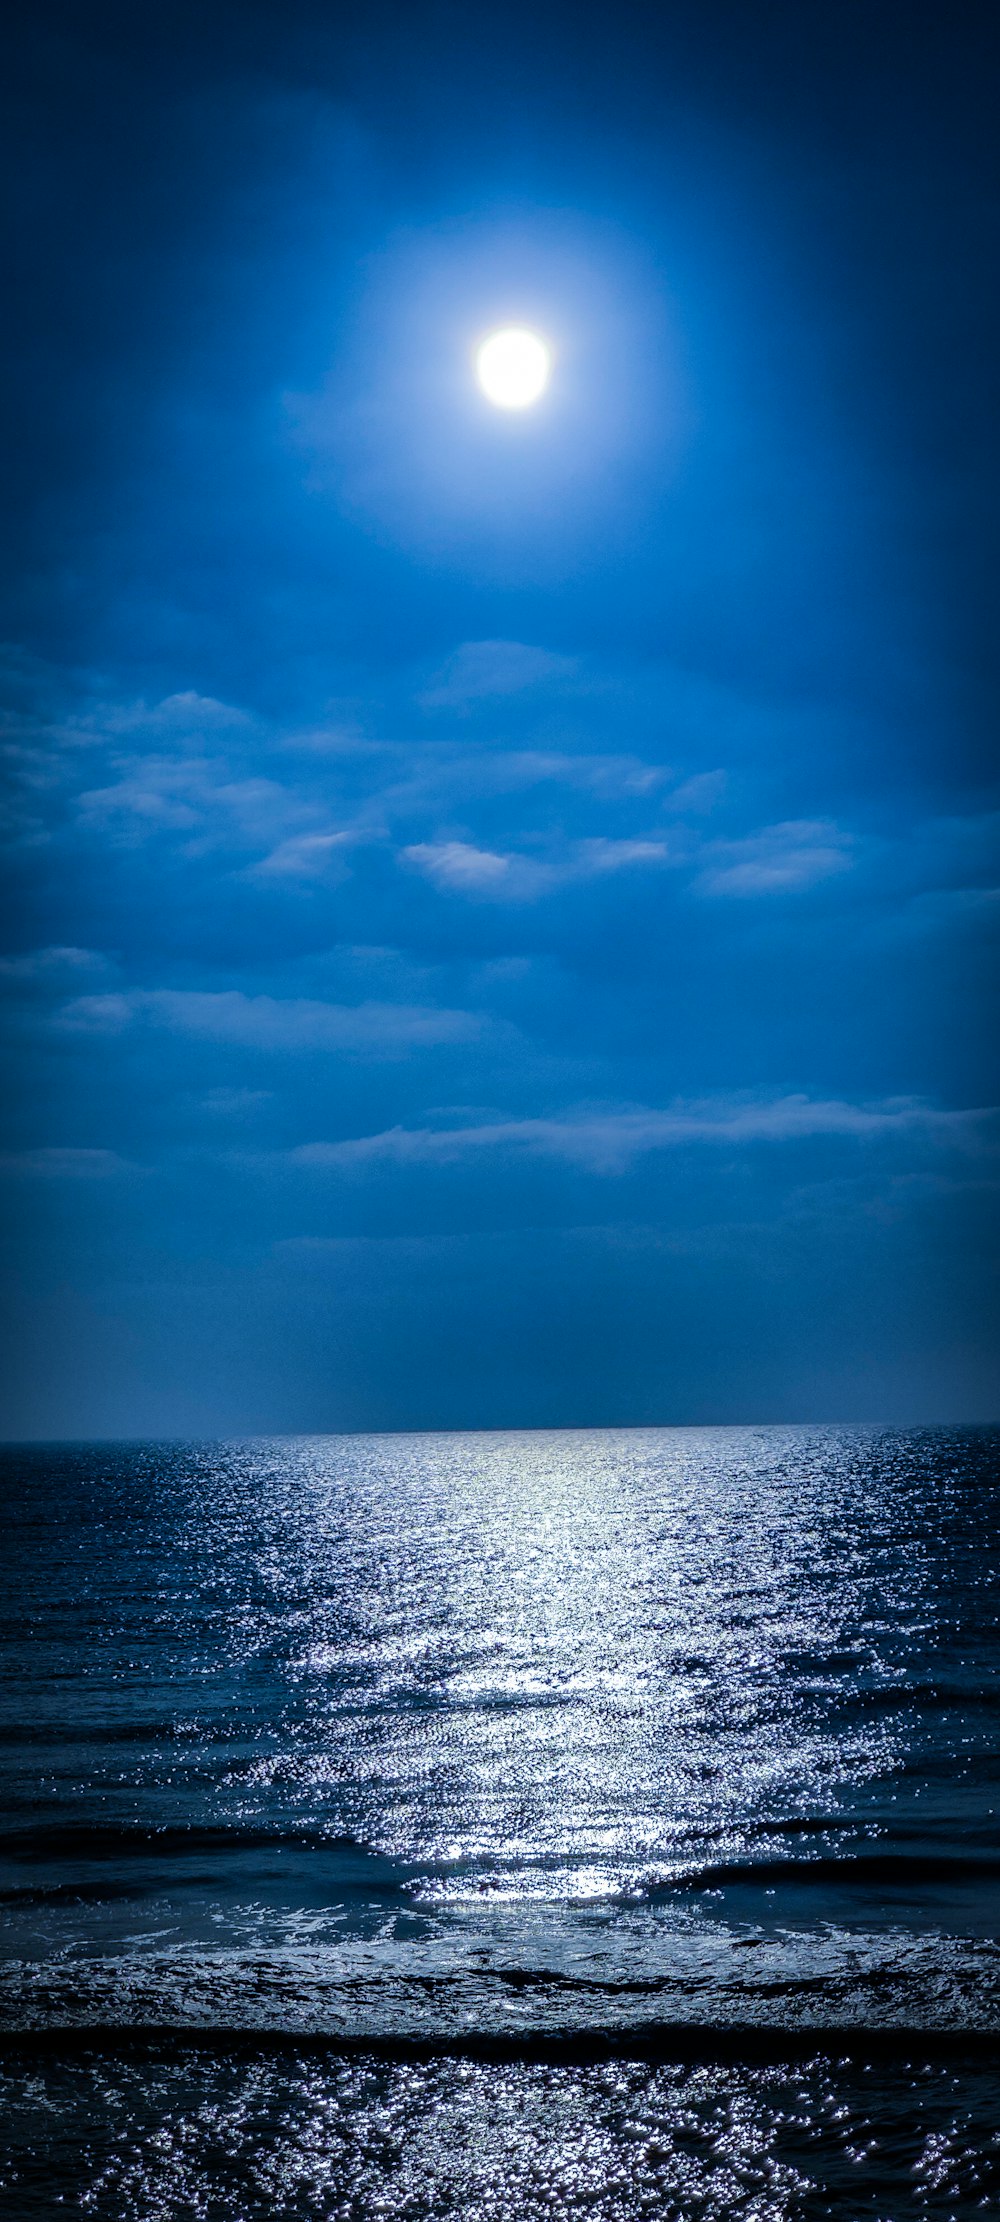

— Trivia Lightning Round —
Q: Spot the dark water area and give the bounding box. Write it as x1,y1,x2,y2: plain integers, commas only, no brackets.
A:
1,1426,998,2213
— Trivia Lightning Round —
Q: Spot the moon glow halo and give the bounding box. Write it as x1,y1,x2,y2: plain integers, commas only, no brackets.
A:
476,327,550,409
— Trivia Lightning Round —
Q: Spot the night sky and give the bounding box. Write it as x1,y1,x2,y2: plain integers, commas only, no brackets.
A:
2,1,998,1434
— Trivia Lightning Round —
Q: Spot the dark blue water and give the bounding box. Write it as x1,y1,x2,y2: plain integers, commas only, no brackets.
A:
1,1427,998,2215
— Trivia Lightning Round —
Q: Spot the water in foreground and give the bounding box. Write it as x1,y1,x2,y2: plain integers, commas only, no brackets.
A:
1,1426,998,2214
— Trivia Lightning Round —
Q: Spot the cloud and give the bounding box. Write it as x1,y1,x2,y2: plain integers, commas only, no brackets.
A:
90,690,253,739
0,946,109,989
886,811,1000,919
508,753,669,799
199,1087,273,1114
670,770,727,814
419,639,577,707
580,838,672,874
76,759,301,844
292,1094,995,1176
251,831,353,879
56,989,481,1052
0,1147,130,1179
403,836,671,900
697,820,854,896
55,993,135,1033
405,748,670,804
403,841,537,896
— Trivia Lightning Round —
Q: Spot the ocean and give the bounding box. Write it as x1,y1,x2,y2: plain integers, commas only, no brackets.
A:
1,1425,997,2216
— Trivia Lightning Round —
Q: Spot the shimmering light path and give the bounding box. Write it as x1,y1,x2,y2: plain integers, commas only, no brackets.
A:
3,1428,997,1962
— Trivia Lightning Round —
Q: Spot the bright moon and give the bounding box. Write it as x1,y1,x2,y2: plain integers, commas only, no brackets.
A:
476,327,550,409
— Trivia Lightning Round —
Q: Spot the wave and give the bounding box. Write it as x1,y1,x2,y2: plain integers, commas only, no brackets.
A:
1,1932,999,2047
0,1824,395,1863
6,1820,1000,1910
0,1721,205,1746
3,2024,999,2067
0,1882,145,1907
645,1852,1000,1893
838,1681,1000,1714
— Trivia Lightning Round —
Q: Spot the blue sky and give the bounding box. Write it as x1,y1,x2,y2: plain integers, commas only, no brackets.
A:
2,2,998,1432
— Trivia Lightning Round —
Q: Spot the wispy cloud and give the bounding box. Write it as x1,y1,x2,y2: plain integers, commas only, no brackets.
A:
404,841,522,895
91,691,254,740
388,747,671,809
292,1094,993,1176
697,820,854,897
404,836,671,900
670,771,727,814
56,990,482,1052
578,837,672,874
420,639,577,707
250,831,353,879
77,759,301,844
0,1146,130,1179
0,946,110,989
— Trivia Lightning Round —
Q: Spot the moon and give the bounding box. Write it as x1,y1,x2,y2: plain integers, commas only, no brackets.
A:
476,327,550,409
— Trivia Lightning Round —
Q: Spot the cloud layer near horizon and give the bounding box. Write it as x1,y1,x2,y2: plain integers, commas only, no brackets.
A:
3,642,997,1433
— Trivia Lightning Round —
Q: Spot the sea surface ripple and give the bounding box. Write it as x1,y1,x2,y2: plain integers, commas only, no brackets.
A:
1,1427,998,2214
